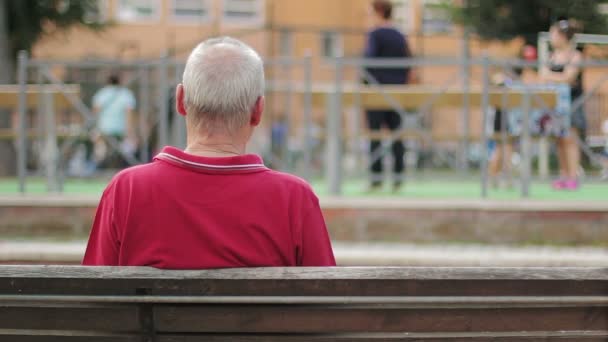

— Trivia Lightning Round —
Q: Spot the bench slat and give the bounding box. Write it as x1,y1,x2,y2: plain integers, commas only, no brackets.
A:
2,278,606,297
156,331,608,341
0,305,140,332
153,306,607,333
0,266,606,340
1,266,607,280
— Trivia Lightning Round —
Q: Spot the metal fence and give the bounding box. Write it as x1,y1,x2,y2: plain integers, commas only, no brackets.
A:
12,51,608,198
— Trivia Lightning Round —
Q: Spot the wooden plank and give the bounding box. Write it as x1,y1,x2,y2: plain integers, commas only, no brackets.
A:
157,331,608,341
279,85,559,108
1,267,606,296
0,84,79,109
0,305,140,332
1,266,606,281
154,306,607,333
3,278,607,297
0,333,139,342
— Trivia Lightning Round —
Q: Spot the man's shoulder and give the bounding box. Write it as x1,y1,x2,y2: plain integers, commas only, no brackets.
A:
371,26,404,36
264,170,317,196
107,163,159,189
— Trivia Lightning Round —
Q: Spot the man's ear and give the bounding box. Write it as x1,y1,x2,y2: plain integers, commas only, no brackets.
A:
250,96,264,126
176,84,187,116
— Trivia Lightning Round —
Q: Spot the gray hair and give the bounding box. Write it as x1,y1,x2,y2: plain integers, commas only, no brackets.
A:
182,37,265,134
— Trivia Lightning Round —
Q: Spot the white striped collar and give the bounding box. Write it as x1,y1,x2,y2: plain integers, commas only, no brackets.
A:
154,146,268,173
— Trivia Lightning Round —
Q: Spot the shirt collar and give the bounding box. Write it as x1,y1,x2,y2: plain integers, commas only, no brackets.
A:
154,146,269,174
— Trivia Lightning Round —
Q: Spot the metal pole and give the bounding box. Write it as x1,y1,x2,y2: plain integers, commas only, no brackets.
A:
538,137,549,180
521,91,532,198
460,29,471,172
282,29,293,171
173,64,187,149
16,50,28,193
326,56,343,195
353,60,363,178
480,55,490,198
138,65,150,162
302,52,313,181
157,52,169,149
500,71,510,186
42,87,59,192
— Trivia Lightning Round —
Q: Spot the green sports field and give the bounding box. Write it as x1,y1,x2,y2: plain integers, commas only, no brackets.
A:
1,177,606,201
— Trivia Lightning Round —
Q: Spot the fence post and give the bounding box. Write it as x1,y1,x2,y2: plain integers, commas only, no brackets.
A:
281,29,293,171
42,86,60,192
538,137,549,180
460,29,471,172
138,65,150,162
480,54,490,198
326,56,343,195
302,51,313,181
173,62,186,149
521,91,532,198
16,50,28,193
158,53,169,150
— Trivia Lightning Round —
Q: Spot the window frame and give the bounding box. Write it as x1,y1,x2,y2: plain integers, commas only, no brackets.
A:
170,0,213,24
320,31,344,59
221,0,266,27
115,0,162,23
392,0,415,33
421,0,453,35
84,0,110,24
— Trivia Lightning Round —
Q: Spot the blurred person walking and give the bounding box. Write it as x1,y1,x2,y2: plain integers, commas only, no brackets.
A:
363,0,412,192
91,74,137,169
601,119,608,180
539,20,585,191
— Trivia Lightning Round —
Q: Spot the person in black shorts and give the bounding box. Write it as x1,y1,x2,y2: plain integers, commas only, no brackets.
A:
363,0,411,191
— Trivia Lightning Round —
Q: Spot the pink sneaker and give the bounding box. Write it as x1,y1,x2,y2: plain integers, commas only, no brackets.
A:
563,179,580,191
551,179,566,190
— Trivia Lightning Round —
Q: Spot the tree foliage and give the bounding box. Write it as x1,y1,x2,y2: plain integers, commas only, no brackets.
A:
4,0,103,57
452,0,608,44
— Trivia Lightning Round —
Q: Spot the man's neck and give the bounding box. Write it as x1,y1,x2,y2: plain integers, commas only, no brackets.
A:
185,138,246,157
376,19,392,28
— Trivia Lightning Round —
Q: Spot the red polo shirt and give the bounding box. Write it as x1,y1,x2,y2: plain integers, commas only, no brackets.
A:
82,146,335,269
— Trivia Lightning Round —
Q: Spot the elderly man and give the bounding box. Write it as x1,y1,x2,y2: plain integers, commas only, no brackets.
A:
83,37,336,269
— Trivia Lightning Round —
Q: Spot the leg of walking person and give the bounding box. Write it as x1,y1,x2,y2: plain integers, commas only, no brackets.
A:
553,137,568,190
366,110,384,189
488,141,501,188
563,109,586,190
386,110,405,191
565,129,581,189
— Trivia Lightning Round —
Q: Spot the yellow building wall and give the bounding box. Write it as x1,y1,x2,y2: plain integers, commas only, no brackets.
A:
31,0,607,139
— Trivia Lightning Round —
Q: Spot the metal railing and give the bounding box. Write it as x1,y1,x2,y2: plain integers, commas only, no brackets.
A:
12,52,608,198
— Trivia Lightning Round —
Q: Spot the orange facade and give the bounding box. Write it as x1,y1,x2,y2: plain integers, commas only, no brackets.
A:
32,0,607,138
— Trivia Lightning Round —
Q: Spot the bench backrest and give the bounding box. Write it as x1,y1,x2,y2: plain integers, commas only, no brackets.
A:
1,266,607,341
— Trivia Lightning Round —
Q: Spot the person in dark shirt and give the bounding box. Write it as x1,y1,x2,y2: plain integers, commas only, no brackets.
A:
364,0,411,191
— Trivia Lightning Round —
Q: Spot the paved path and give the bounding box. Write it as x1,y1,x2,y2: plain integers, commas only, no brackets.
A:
1,241,606,266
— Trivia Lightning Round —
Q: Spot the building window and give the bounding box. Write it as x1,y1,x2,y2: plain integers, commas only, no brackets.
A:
321,31,343,58
392,0,414,33
422,0,452,34
171,0,211,22
116,0,161,22
222,0,265,26
84,0,109,24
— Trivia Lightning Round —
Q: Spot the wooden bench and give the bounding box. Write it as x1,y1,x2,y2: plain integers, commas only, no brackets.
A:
0,266,606,341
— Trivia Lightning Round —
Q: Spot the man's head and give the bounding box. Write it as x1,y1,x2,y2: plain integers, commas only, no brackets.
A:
108,74,121,86
177,37,265,139
369,0,393,25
